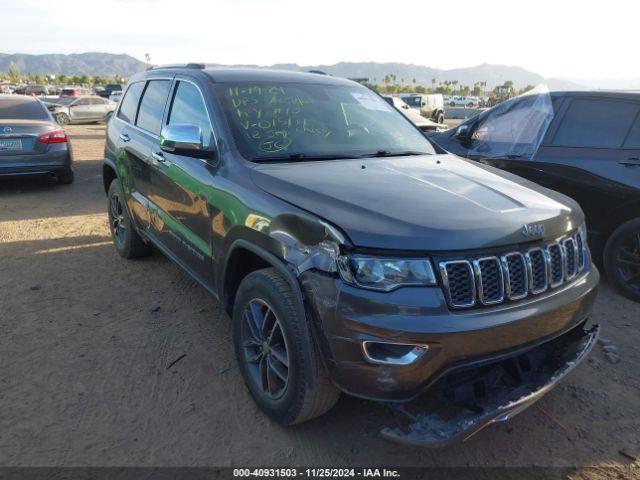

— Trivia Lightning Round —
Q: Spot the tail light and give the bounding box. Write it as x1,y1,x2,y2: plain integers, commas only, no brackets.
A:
38,129,68,144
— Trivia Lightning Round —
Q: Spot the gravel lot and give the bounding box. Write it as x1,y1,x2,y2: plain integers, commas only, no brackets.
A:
0,125,639,476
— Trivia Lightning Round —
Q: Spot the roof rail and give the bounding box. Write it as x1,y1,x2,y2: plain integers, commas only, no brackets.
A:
149,63,206,70
308,70,328,75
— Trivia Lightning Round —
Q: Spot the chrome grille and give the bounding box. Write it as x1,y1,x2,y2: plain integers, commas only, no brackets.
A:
576,230,586,271
546,243,564,287
501,252,527,300
439,260,475,308
439,230,589,309
563,237,578,280
526,247,548,294
474,257,504,305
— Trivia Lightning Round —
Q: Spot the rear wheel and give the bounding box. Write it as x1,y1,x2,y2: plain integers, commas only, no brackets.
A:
55,113,70,126
107,179,152,259
57,168,74,185
233,268,340,425
604,218,640,302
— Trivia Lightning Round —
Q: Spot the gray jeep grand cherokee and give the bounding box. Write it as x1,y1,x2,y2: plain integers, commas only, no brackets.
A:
103,65,599,446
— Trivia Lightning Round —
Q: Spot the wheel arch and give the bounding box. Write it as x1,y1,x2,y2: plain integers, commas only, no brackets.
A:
221,239,306,319
102,159,118,195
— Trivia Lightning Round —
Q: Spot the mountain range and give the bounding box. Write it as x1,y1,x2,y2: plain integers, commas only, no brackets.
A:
2,52,637,91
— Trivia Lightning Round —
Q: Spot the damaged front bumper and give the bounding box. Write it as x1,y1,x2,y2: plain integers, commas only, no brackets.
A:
379,323,599,447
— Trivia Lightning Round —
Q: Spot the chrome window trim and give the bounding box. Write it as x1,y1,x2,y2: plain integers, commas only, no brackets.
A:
545,242,565,288
439,260,476,309
166,77,219,151
525,247,548,295
500,252,528,301
473,256,504,305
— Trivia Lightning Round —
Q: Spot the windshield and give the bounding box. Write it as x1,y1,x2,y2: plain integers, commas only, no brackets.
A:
214,83,435,161
401,96,421,107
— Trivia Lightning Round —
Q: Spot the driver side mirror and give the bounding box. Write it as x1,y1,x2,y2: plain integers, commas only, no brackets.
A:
454,125,470,141
160,124,208,158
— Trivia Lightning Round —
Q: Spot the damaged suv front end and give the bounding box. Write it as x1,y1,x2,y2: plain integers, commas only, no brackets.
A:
248,151,599,445
295,223,599,446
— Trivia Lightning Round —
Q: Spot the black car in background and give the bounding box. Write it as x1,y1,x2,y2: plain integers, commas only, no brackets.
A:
102,66,599,445
431,91,640,302
97,83,123,99
0,94,74,183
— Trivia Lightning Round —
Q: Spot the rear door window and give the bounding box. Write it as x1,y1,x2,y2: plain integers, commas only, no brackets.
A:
552,98,639,148
117,81,144,124
167,81,213,148
136,80,171,135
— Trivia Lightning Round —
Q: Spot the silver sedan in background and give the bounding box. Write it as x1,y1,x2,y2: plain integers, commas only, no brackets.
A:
44,96,116,126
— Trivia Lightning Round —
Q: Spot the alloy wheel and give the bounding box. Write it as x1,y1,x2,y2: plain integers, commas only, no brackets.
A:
615,230,640,294
109,193,126,246
240,298,290,399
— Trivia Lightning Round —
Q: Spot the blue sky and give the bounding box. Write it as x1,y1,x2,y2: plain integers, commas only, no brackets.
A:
0,0,636,80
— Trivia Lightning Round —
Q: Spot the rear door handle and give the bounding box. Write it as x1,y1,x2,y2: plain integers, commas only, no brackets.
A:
151,151,172,167
619,158,640,167
119,133,130,142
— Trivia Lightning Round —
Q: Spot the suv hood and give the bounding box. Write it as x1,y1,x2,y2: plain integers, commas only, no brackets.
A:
250,154,582,251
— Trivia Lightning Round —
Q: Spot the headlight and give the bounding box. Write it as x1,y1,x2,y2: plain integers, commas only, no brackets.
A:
337,255,437,291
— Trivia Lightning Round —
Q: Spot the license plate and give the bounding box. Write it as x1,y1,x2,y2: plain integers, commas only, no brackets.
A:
0,139,22,151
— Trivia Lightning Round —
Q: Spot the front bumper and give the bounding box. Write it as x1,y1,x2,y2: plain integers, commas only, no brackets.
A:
380,322,599,446
301,266,599,401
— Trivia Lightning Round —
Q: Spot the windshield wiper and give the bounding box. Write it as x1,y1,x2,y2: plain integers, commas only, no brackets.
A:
359,150,429,158
253,153,359,163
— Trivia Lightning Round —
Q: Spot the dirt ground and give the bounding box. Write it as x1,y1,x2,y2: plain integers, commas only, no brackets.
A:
0,124,639,476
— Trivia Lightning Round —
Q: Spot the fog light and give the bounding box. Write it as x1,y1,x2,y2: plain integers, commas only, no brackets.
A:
361,341,429,366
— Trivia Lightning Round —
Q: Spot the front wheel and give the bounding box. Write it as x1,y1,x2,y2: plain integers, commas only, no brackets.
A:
233,268,340,425
107,179,152,259
603,218,640,302
55,113,70,126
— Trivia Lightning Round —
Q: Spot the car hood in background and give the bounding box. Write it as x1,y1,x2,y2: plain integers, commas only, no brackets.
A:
250,154,583,251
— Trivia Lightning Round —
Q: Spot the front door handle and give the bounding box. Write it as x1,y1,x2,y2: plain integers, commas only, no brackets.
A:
119,133,130,142
619,158,640,167
151,151,166,163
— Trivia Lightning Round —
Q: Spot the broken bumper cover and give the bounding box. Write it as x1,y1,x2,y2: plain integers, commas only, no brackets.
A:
379,323,599,447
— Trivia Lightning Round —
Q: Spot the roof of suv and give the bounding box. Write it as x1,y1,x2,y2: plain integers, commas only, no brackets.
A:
135,66,356,87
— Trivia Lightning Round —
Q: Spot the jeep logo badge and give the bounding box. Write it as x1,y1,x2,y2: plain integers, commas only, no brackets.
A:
522,223,545,237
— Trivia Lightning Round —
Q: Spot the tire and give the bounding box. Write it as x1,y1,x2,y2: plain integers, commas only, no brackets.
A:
449,101,456,107
233,268,340,425
56,113,70,126
107,179,152,259
436,112,444,124
57,168,74,185
603,218,640,302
